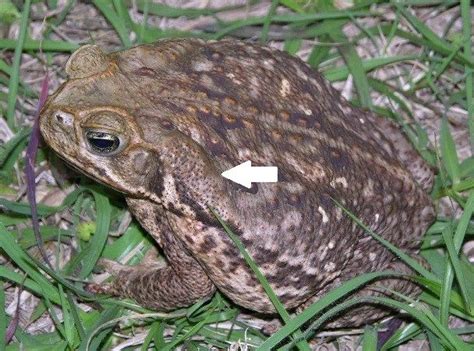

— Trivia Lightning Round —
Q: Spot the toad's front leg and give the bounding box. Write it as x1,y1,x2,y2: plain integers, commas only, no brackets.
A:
87,214,216,311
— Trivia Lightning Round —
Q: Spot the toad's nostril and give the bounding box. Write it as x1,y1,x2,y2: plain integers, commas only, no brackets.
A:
54,111,74,126
55,114,64,123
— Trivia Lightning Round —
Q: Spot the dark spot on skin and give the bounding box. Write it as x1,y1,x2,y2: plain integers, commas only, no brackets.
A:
266,273,282,285
228,262,240,274
195,109,227,140
253,247,278,265
240,236,252,247
223,96,237,106
267,197,280,211
309,255,322,268
392,178,404,192
255,128,276,145
184,235,195,245
201,46,216,60
95,166,107,178
223,247,235,258
289,112,319,128
236,183,258,194
288,193,304,208
293,273,314,290
246,276,257,287
214,257,225,268
200,235,218,251
148,157,165,197
208,74,237,96
166,202,182,217
278,292,297,303
206,137,227,156
135,67,157,77
194,210,221,228
159,119,175,131
319,192,333,209
278,171,289,183
232,223,245,237
267,262,304,286
173,180,220,227
173,179,245,239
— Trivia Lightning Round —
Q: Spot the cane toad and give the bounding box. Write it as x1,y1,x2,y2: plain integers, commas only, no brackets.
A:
39,39,435,324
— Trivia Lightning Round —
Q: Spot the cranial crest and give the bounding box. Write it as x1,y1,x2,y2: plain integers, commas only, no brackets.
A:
65,45,110,79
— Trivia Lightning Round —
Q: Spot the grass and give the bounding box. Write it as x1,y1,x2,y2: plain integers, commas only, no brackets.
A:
0,0,473,350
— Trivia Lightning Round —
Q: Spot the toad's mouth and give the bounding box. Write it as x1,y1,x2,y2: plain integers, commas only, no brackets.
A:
53,150,128,194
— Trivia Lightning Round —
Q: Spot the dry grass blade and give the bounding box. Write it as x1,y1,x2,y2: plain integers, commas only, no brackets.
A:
24,73,51,268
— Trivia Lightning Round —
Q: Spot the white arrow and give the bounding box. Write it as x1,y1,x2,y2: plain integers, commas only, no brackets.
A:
221,160,278,188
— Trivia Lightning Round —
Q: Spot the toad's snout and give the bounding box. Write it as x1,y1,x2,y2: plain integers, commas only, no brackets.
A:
39,109,79,155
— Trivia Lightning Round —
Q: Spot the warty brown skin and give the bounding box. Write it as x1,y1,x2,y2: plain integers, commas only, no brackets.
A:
39,39,435,324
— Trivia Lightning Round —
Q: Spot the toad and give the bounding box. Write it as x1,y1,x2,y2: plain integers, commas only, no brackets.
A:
39,39,434,325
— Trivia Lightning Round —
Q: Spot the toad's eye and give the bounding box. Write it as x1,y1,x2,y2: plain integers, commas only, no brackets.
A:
85,130,121,155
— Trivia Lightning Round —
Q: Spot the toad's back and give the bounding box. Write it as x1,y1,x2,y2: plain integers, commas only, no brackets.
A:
113,39,435,308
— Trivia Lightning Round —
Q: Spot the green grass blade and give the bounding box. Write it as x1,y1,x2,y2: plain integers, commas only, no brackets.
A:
0,128,30,167
362,326,377,350
0,282,5,351
0,38,78,51
299,295,470,351
67,292,86,342
0,224,61,304
307,40,331,68
137,0,150,44
460,0,474,155
324,54,419,82
395,5,467,63
329,29,372,107
113,0,134,35
0,187,85,217
0,58,11,75
0,265,61,306
417,278,474,321
454,192,474,249
258,271,397,350
260,0,279,43
283,38,302,55
381,323,422,350
440,118,461,184
132,0,240,18
92,0,131,47
58,285,76,347
79,189,112,278
212,10,370,39
440,224,473,324
141,321,165,351
361,24,474,68
279,0,304,12
439,225,455,327
441,192,474,317
80,306,121,351
5,0,31,129
332,198,439,282
42,288,67,343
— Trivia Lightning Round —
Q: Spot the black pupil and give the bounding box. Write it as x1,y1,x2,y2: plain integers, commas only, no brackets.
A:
86,131,119,154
